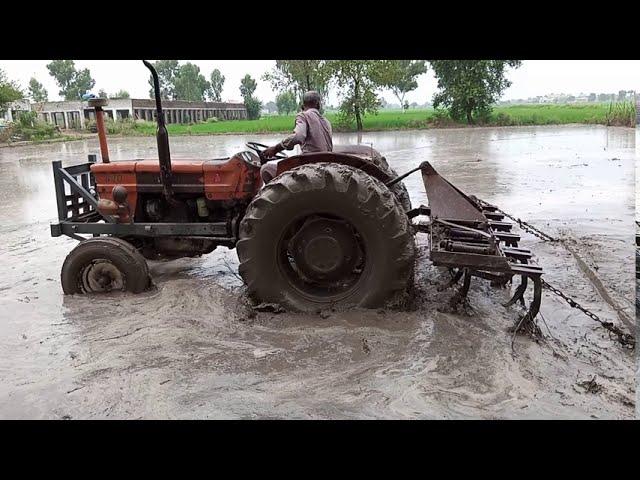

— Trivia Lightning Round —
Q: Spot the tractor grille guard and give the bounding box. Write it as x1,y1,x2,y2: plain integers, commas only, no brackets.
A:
406,161,543,324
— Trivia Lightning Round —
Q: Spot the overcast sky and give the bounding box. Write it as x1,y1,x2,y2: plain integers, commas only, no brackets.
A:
1,60,638,105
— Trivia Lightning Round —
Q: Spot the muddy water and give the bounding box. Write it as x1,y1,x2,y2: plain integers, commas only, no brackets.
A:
0,125,635,419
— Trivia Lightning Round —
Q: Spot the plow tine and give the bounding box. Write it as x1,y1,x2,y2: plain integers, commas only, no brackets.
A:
438,268,464,291
526,275,542,320
448,268,471,309
504,274,528,307
512,275,543,342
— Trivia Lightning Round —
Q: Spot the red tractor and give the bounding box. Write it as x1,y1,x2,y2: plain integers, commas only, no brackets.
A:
51,61,542,320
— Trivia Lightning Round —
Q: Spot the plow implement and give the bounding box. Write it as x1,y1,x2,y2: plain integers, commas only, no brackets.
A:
401,162,543,326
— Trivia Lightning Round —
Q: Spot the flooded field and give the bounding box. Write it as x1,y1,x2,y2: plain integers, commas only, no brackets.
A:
0,125,636,419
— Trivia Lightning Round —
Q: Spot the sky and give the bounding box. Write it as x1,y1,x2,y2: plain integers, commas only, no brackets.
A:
1,60,638,105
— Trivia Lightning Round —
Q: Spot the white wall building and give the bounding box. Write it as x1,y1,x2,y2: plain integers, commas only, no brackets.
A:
30,98,247,129
0,99,31,122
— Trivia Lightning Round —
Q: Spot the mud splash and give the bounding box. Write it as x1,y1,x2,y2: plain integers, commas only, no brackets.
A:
0,125,635,419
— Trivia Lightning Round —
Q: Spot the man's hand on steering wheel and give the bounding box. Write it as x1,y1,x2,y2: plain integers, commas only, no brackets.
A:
262,145,282,160
246,141,287,164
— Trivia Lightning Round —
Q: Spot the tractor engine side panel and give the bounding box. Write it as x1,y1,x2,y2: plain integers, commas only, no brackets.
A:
203,156,261,201
91,162,139,214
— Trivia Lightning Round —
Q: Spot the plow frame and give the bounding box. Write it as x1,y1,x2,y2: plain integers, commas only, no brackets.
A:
405,162,543,323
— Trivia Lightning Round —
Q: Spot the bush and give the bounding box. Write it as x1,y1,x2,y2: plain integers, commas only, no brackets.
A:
428,109,456,127
85,119,97,133
85,117,143,136
17,111,37,128
0,124,15,143
12,112,58,140
105,118,139,135
244,96,262,120
494,112,512,126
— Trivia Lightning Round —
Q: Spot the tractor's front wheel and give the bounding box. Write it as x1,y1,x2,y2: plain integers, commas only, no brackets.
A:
61,237,150,294
237,163,415,311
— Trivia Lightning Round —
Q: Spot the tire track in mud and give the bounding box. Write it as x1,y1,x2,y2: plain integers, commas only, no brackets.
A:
561,241,635,334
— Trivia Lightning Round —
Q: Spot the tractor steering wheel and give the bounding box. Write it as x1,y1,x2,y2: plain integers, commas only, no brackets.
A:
246,142,287,163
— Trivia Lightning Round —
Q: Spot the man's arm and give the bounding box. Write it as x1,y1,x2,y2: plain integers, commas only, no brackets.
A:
280,112,307,150
263,113,307,159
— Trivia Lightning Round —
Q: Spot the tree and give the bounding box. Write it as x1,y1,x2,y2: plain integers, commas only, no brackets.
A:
263,60,331,106
326,60,385,131
276,90,297,115
28,78,48,102
208,68,225,102
173,63,210,101
110,89,130,99
376,60,427,113
147,60,179,99
264,101,277,114
430,60,522,124
98,89,108,99
0,69,23,111
588,93,596,102
47,60,95,100
240,74,257,98
239,74,261,120
244,97,262,120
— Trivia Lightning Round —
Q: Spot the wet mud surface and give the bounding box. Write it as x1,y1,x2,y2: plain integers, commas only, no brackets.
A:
0,125,636,419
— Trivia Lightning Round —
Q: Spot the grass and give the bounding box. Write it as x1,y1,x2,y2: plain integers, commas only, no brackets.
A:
603,101,636,126
490,103,620,126
88,101,638,138
130,109,441,135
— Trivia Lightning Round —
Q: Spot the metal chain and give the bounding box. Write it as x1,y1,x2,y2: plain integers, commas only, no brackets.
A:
540,278,635,349
464,196,636,347
494,208,559,243
473,197,558,242
480,198,635,349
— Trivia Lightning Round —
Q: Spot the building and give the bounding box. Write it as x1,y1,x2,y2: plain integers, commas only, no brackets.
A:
0,99,31,123
30,98,247,129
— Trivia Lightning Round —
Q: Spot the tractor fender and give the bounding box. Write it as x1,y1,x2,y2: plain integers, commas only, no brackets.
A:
274,152,393,184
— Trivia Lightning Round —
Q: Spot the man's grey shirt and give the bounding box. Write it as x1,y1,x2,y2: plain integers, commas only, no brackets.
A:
280,108,333,153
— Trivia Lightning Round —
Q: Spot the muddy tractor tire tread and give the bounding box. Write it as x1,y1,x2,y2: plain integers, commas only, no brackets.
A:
61,236,150,294
237,162,415,311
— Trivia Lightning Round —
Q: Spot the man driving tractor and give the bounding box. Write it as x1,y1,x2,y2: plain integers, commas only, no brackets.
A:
261,91,333,183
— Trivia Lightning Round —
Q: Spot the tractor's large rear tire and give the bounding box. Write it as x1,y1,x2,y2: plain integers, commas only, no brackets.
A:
388,168,412,212
332,144,411,212
237,163,415,311
61,237,150,294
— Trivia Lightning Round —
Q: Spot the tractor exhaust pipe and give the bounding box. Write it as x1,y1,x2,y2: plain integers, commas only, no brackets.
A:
143,60,174,202
88,98,110,163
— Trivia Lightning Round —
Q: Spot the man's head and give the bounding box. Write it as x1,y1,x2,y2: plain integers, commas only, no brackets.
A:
302,91,321,110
